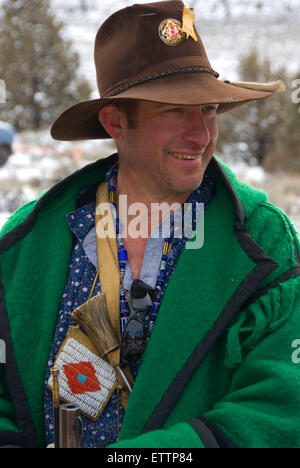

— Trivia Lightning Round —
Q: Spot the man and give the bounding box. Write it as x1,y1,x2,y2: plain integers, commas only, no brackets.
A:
0,1,299,449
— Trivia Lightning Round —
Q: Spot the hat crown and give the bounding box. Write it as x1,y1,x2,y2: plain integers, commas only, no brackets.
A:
51,1,275,142
94,1,212,97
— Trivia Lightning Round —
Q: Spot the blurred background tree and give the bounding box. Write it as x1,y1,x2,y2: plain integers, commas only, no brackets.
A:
265,81,300,173
0,0,92,131
217,48,300,173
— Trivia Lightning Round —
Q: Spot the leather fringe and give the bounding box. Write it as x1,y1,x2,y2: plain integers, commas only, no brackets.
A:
226,80,286,93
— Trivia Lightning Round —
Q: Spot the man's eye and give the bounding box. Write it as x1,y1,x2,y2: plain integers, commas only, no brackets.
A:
203,105,218,112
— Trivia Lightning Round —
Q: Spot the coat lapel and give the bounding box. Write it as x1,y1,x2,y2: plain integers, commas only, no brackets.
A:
120,158,278,439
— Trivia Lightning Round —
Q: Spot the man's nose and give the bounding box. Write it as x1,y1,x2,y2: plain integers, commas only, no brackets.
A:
182,111,211,148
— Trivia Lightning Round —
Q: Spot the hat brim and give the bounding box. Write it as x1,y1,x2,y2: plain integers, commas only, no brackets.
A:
51,73,273,141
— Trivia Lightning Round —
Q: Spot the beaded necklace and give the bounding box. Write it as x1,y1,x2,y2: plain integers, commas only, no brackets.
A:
107,166,172,337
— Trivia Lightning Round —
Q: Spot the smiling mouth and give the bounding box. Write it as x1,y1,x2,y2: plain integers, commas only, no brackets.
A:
169,152,201,160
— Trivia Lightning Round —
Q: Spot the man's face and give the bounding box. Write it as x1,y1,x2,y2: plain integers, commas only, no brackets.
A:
116,100,219,199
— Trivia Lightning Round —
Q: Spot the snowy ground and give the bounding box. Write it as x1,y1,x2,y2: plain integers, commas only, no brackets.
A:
0,130,116,227
54,7,300,96
0,131,299,235
0,0,299,233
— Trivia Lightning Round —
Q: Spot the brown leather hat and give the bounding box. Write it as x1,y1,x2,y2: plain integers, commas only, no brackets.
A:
51,0,284,141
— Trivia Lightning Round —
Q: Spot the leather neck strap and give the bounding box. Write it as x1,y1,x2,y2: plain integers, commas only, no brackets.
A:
95,182,134,406
95,182,121,351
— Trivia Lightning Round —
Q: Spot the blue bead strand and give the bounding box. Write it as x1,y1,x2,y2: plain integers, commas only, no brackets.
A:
107,166,172,336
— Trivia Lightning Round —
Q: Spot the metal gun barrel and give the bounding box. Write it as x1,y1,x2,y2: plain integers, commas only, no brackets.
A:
50,367,60,449
59,404,83,449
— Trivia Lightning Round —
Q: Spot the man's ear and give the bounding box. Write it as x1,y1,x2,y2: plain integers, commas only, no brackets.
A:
98,105,124,140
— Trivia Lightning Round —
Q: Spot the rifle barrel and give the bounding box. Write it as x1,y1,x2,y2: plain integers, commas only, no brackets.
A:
50,367,60,449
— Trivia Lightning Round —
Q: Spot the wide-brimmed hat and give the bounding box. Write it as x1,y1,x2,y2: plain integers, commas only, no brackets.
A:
51,0,285,141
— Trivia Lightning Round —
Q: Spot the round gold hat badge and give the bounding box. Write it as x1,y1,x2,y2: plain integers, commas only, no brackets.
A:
158,18,186,46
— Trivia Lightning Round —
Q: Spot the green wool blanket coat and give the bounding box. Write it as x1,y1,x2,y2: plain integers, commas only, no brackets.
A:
0,155,299,448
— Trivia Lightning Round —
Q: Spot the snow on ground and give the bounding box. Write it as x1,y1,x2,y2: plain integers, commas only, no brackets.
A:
0,129,117,230
0,134,299,235
0,0,299,233
47,0,300,94
0,212,10,229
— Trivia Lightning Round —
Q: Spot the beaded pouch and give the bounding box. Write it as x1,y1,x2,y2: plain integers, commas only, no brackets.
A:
47,325,117,421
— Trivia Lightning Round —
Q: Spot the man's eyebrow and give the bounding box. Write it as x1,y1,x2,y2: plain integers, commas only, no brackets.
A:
156,103,182,109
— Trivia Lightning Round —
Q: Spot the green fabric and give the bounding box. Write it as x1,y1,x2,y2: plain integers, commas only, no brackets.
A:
205,281,300,449
0,158,114,447
0,156,299,448
111,423,206,448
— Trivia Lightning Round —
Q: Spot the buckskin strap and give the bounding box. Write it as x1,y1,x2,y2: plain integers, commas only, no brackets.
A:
95,182,133,407
95,182,120,342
